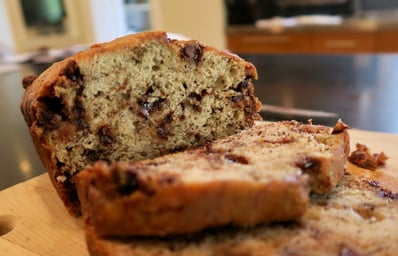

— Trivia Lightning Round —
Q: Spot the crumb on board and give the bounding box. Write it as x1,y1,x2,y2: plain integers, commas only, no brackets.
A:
348,143,388,171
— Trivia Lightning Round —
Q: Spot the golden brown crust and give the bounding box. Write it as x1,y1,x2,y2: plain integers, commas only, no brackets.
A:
75,120,349,237
20,31,261,216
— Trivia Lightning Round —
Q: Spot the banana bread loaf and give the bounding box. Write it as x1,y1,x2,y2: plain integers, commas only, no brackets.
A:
75,120,349,237
20,31,262,216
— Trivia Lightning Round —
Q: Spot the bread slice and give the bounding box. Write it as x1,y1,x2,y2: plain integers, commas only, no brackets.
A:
20,31,262,216
75,120,349,237
84,170,398,256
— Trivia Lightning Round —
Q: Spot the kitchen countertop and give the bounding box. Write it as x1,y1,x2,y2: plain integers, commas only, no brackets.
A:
0,64,46,191
0,53,397,190
245,53,398,133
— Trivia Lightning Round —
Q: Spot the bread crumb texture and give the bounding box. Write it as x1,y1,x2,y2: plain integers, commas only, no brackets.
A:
49,35,259,175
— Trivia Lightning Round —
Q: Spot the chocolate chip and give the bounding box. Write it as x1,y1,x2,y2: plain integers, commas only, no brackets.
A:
114,166,155,196
295,156,321,173
145,86,154,96
194,133,202,143
231,95,245,103
39,96,64,116
156,112,173,139
181,42,203,63
117,170,140,195
234,79,250,93
72,99,88,129
59,86,88,130
225,154,249,165
189,92,202,101
184,92,204,112
84,149,102,162
192,104,202,112
37,96,65,129
97,125,114,145
377,189,398,201
22,75,37,89
365,180,398,200
180,102,186,111
60,60,83,83
138,98,165,119
37,111,60,129
139,102,151,119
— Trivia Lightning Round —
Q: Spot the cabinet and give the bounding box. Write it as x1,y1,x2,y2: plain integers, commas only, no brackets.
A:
312,31,374,53
374,29,398,52
227,25,398,54
228,33,311,54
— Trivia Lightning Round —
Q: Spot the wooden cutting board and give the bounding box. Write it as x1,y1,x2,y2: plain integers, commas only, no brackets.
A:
1,128,397,256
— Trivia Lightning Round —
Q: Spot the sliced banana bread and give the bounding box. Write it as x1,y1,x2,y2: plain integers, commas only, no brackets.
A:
84,170,398,256
20,31,262,216
75,120,349,237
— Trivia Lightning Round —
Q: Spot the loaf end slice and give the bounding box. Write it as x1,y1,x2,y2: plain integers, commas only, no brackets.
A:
75,120,349,237
20,31,262,216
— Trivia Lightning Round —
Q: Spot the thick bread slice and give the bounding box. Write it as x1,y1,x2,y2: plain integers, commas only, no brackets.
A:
84,171,398,256
20,31,261,216
75,120,349,237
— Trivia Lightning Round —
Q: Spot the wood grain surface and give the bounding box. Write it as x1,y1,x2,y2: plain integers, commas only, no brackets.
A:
0,128,397,256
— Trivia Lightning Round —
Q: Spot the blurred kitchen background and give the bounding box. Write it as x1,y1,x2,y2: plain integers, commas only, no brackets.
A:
1,0,398,189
